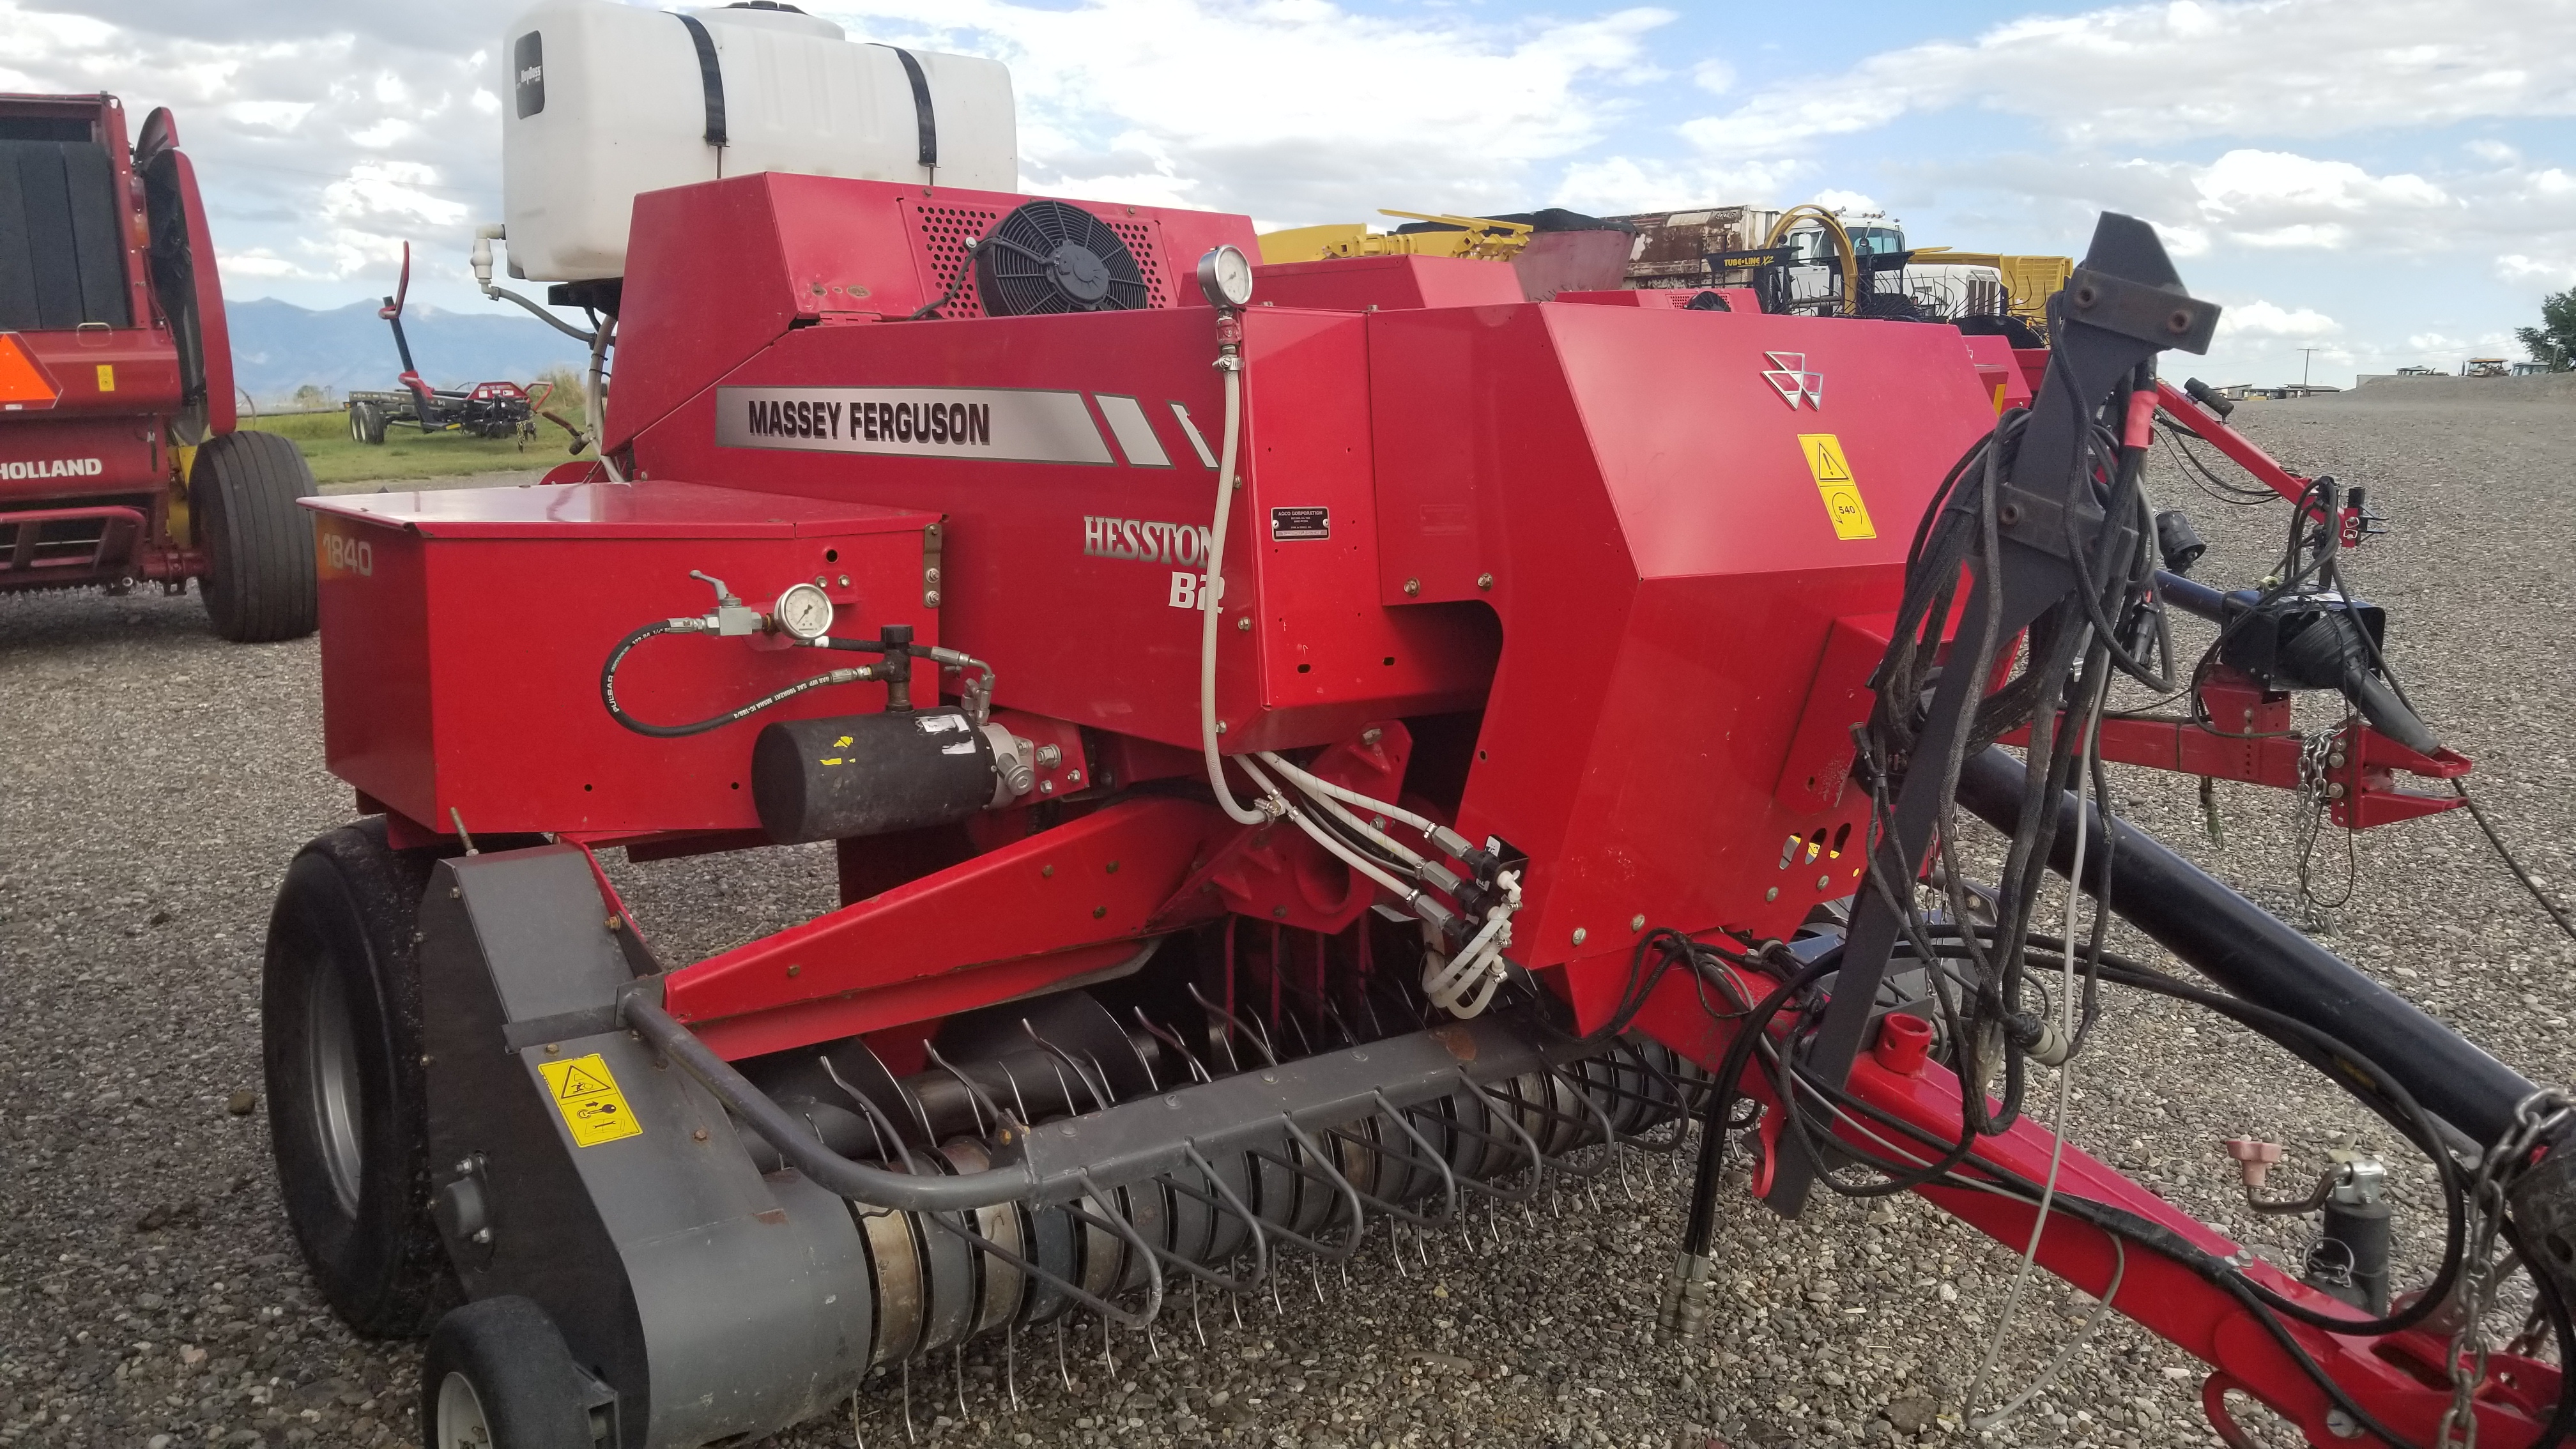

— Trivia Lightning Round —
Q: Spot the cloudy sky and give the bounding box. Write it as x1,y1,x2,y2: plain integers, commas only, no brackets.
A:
8,0,2571,386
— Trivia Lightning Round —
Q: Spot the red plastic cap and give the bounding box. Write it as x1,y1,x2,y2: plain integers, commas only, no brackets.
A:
1873,1012,1933,1076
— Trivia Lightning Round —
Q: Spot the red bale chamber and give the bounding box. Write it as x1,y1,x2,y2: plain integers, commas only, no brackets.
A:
276,172,2572,1449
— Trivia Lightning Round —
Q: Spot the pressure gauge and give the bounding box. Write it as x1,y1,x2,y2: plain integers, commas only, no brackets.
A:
772,582,836,641
1197,245,1255,310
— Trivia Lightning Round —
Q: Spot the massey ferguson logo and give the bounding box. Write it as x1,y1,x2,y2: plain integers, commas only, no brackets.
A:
0,456,104,480
1762,351,1823,410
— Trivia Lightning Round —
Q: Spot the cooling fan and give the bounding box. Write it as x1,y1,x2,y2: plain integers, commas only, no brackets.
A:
972,199,1149,317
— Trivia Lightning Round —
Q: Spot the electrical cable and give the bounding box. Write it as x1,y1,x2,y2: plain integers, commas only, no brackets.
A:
1965,657,2108,1425
2232,481,2574,944
2297,513,2576,946
2451,784,2576,944
1670,911,2564,1444
1878,931,2471,1340
905,237,979,320
2156,422,2279,505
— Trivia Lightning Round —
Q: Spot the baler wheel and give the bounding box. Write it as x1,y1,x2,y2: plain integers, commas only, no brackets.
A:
262,818,457,1337
420,1297,597,1449
348,401,389,445
194,429,318,642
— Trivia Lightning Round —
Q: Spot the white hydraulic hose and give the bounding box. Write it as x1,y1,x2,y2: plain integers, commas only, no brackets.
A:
1257,748,1440,841
1198,359,1270,825
1424,868,1520,1017
1254,751,1429,870
1430,916,1508,995
1236,757,1414,901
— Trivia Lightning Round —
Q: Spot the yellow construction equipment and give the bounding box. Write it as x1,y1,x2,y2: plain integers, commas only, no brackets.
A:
1258,199,2071,335
1905,249,2072,332
1257,210,1535,264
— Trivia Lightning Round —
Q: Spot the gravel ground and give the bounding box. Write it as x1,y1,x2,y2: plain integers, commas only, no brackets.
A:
3,388,2573,1449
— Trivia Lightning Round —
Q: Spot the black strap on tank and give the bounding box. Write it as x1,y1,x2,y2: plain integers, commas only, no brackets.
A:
877,45,938,170
671,13,729,147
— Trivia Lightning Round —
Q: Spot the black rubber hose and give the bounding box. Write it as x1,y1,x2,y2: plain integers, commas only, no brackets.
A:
623,992,1041,1213
1953,746,2536,1146
599,620,864,738
1680,953,1843,1257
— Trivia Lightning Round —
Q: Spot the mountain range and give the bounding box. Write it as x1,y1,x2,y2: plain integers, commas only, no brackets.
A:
224,296,596,404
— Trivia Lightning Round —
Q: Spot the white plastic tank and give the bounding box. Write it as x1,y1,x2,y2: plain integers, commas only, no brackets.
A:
500,0,1018,281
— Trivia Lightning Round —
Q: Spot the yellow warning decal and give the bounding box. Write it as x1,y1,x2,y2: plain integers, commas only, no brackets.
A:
95,364,115,392
537,1054,643,1147
1797,433,1876,541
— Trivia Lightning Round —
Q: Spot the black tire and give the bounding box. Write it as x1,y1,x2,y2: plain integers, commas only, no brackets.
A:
263,818,456,1338
420,1298,597,1449
346,405,363,443
195,429,318,642
356,401,389,445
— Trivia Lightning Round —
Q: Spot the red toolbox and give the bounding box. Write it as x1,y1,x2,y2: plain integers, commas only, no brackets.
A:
303,479,941,840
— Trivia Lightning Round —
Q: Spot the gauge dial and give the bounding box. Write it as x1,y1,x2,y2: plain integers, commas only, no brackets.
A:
772,582,836,641
1197,245,1255,309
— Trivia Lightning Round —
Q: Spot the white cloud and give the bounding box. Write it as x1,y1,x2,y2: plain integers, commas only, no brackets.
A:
1544,154,1805,215
2498,254,2576,286
2217,299,2340,339
1910,146,2576,285
1,0,500,298
2191,150,2450,249
834,0,1678,224
1682,0,2576,152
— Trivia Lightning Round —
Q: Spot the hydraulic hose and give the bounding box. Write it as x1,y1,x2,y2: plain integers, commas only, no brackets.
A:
1954,745,2533,1146
623,992,1037,1213
599,620,866,737
1199,355,1271,825
588,312,622,482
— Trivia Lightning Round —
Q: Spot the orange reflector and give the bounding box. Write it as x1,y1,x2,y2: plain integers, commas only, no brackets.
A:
0,334,62,410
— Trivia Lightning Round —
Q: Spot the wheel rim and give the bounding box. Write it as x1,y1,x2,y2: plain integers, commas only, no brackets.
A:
434,1369,493,1448
305,956,365,1217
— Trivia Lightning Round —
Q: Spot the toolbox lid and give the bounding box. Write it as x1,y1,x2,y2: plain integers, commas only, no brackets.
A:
301,479,937,540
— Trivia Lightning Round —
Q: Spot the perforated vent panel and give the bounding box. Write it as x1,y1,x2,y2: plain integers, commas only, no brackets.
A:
903,201,1170,315
911,203,1003,319
1104,220,1170,307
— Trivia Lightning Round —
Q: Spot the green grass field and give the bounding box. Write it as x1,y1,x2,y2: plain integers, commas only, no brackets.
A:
239,402,592,488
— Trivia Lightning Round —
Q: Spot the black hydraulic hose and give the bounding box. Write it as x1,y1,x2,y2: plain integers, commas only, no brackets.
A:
1954,746,2536,1146
1892,931,2467,1337
1681,953,1842,1257
599,620,867,738
623,991,1040,1213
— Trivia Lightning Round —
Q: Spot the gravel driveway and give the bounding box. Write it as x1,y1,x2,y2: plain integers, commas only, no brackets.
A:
3,388,2571,1449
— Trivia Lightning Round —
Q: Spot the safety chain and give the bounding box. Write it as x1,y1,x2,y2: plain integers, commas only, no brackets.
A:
2437,1089,2576,1446
2294,726,2339,813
